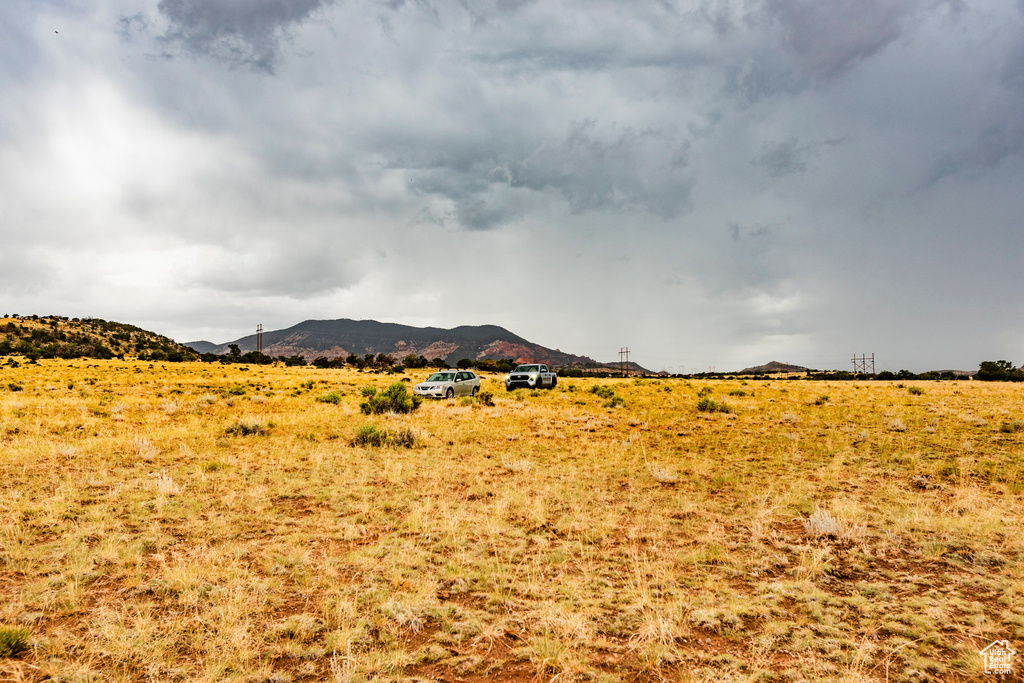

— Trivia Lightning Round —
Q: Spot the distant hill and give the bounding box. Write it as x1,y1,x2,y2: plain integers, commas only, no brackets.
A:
737,360,810,375
0,315,198,361
186,318,601,368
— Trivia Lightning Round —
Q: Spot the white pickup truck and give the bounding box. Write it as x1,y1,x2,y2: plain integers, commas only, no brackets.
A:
505,363,557,391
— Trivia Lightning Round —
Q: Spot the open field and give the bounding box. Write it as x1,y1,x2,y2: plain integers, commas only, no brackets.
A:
1,360,1023,682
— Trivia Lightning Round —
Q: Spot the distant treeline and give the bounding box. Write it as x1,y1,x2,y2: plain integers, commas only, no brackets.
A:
200,345,523,373
671,361,1022,382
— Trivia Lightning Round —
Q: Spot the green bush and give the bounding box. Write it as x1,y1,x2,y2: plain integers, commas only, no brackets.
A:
316,390,343,404
590,385,614,399
360,386,378,398
696,397,730,413
0,626,30,657
814,395,829,405
359,382,422,415
604,395,625,408
908,386,924,396
1000,420,1024,433
351,424,387,447
351,424,416,448
697,386,713,398
477,390,495,407
225,420,270,436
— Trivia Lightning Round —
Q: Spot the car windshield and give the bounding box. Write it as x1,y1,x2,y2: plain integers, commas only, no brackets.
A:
427,372,455,382
514,365,539,372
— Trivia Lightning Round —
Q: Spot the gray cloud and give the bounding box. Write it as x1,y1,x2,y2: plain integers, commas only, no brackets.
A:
188,245,357,298
0,250,56,296
3,0,1024,371
157,0,333,73
753,136,807,176
758,0,930,80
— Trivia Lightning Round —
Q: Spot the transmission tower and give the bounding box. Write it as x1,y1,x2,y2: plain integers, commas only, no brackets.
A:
619,347,630,376
851,353,874,374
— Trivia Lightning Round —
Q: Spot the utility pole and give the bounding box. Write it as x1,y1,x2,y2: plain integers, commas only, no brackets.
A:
852,353,874,374
257,324,263,354
619,347,630,376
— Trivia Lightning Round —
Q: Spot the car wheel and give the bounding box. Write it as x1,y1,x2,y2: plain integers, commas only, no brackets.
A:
550,376,557,389
446,388,454,399
472,385,479,396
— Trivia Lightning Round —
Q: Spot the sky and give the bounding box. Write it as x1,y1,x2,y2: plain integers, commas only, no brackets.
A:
2,0,1023,372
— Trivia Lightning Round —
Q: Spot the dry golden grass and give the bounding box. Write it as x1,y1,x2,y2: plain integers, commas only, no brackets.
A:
1,359,1023,682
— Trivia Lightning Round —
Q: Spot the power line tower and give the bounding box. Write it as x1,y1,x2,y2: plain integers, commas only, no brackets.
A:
257,324,263,354
619,347,630,376
852,353,874,374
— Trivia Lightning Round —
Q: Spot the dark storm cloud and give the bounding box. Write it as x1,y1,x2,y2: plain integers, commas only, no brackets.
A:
400,119,694,229
511,120,693,218
157,0,333,72
918,28,1024,190
758,0,938,80
753,137,807,176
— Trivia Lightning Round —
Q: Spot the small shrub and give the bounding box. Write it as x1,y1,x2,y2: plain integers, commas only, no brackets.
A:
360,386,377,398
351,424,387,447
647,463,678,484
696,397,730,413
316,390,343,404
908,386,924,396
477,390,494,406
729,389,747,397
590,385,614,399
360,382,421,415
803,509,843,538
226,385,246,396
7,383,23,392
0,626,30,657
697,386,713,398
886,419,907,432
226,420,269,436
501,455,533,473
604,395,625,408
814,395,829,405
1000,420,1024,433
390,427,416,448
350,424,415,448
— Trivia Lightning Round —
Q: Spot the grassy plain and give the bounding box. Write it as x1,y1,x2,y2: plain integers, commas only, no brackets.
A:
1,359,1023,682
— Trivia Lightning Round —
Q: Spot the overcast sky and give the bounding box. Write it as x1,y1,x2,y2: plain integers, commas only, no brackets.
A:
2,0,1022,372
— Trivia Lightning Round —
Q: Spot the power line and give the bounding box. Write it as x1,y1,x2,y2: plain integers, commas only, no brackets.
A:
619,347,630,376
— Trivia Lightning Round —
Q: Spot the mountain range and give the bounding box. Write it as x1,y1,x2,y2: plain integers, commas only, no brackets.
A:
186,318,604,368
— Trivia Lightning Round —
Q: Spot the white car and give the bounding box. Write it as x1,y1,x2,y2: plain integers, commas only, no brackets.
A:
505,363,557,390
413,370,481,399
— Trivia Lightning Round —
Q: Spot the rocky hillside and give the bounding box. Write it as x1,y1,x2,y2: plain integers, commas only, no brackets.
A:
186,319,600,367
0,315,198,361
